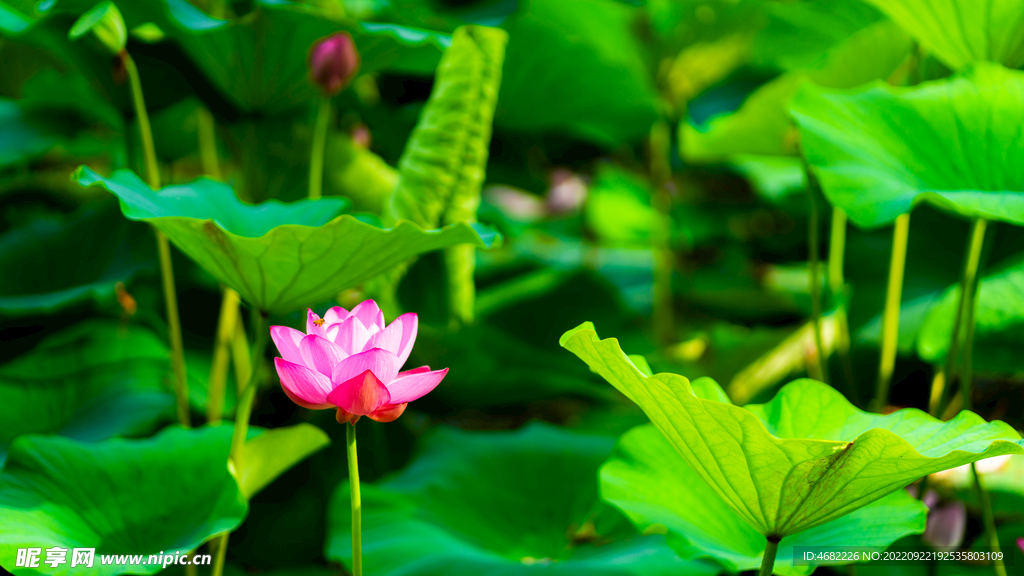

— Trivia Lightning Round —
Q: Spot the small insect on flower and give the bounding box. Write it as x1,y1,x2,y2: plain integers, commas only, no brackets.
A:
271,300,447,424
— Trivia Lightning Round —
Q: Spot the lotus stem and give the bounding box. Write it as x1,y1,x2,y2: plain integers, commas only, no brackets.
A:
229,311,268,464
207,288,241,424
232,317,252,394
197,106,221,179
971,463,1007,576
934,218,987,416
308,95,332,200
122,50,191,427
760,537,780,576
873,212,910,412
210,533,228,576
959,219,989,413
649,120,675,344
829,207,858,403
807,187,828,384
347,422,363,576
445,244,476,328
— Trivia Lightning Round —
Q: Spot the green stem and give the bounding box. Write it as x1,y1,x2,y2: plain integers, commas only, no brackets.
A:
873,212,910,412
197,106,221,180
122,51,191,427
229,311,268,464
828,207,847,294
916,474,930,502
828,207,858,403
935,218,987,417
210,533,228,576
649,120,675,344
959,219,988,413
210,312,267,576
308,96,332,200
207,288,241,425
972,463,1007,576
760,537,780,576
807,188,828,384
347,422,363,576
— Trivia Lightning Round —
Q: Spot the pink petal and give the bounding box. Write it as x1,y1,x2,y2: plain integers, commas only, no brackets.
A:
350,300,385,330
306,309,329,338
275,358,334,409
270,326,304,364
1016,537,1023,554
370,313,418,367
299,334,346,376
331,348,401,386
369,402,407,423
386,367,448,404
323,306,349,325
326,370,391,415
332,316,374,356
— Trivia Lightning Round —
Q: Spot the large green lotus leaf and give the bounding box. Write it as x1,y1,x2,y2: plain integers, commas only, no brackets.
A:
603,424,927,575
74,167,499,314
493,0,659,147
0,202,154,316
683,20,911,161
749,0,885,72
916,257,1024,373
862,0,1024,70
386,25,506,229
791,63,1024,229
0,426,247,576
560,323,1024,538
0,320,175,465
39,0,449,114
237,424,330,499
325,423,719,576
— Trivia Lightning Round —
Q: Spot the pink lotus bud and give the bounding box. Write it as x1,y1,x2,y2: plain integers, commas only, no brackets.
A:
269,300,447,424
309,32,360,96
1017,537,1024,554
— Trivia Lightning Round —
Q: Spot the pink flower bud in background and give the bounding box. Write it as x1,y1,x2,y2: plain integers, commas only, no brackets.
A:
309,32,360,96
1017,537,1024,554
545,168,587,215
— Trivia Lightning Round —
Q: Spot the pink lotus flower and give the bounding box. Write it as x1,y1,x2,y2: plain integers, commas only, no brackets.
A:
271,300,447,424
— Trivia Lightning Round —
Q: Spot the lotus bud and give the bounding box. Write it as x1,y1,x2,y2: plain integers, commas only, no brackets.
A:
68,1,127,56
309,32,360,96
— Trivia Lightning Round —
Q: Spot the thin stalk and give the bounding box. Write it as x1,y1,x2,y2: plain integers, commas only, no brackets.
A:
196,106,221,179
211,312,268,576
231,318,252,394
760,537,780,576
828,207,847,294
308,96,332,200
916,474,930,502
873,213,910,412
207,288,241,424
935,218,987,417
210,533,228,576
122,50,190,427
959,220,989,413
971,463,1007,576
347,422,363,576
807,188,828,384
229,312,268,464
649,120,675,344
